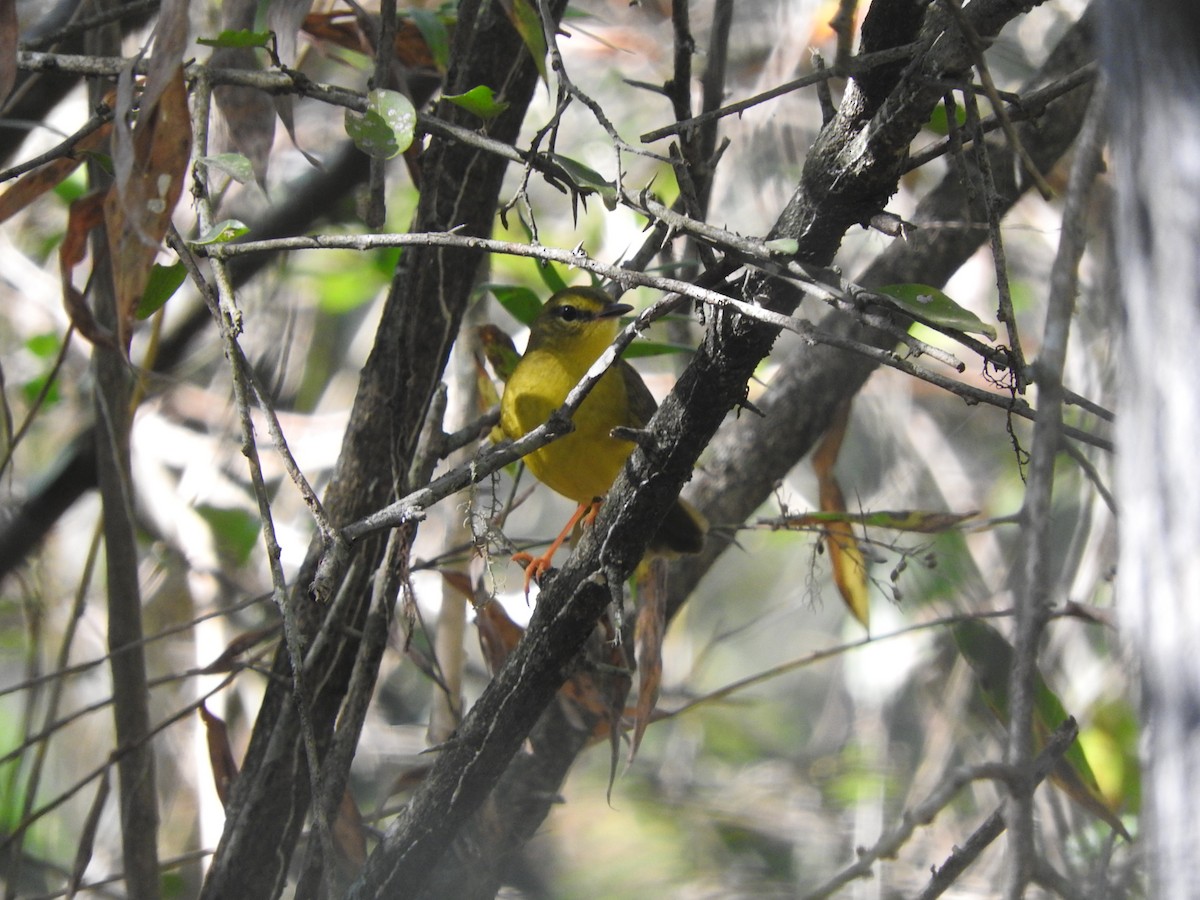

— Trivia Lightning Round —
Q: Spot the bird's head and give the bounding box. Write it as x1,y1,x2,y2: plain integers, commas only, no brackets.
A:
525,287,633,361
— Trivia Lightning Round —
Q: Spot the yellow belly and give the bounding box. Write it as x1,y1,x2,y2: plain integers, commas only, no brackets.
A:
500,350,634,504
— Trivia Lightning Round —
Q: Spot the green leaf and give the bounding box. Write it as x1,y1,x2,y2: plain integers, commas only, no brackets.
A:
486,284,543,326
764,238,799,256
536,263,568,294
443,85,510,121
878,283,997,340
951,619,1132,840
409,8,451,71
136,263,187,319
504,0,547,82
623,340,693,359
20,373,60,408
926,101,967,136
194,219,250,245
779,509,976,533
197,153,256,185
197,29,272,49
52,169,88,205
25,333,61,359
548,153,618,210
197,505,261,566
345,89,416,159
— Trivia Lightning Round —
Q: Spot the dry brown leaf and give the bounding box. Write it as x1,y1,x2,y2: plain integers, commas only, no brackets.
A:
819,478,870,629
103,70,191,347
199,702,239,806
0,0,18,111
0,122,113,225
475,599,525,675
198,624,282,673
59,192,117,347
383,764,433,800
630,559,667,761
812,398,870,629
439,569,474,602
141,0,189,116
212,0,276,185
333,789,368,869
269,0,315,67
302,11,444,69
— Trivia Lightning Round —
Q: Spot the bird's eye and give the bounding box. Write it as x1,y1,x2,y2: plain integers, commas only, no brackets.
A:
556,305,582,322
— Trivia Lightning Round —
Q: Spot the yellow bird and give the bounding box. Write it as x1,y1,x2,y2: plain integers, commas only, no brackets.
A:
496,286,705,591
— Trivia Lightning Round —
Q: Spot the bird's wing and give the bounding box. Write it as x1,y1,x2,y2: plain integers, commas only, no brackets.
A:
618,359,658,428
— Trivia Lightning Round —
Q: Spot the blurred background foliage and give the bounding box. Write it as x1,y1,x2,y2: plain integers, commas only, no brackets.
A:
0,0,1134,896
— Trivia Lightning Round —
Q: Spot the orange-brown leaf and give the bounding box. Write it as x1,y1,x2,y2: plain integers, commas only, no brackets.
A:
439,569,474,602
813,399,869,628
820,476,870,629
301,11,443,69
631,559,668,761
475,599,525,675
0,122,112,225
60,192,117,347
198,624,281,673
811,396,851,477
199,702,239,806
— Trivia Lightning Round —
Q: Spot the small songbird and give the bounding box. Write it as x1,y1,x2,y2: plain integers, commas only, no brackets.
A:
496,286,705,591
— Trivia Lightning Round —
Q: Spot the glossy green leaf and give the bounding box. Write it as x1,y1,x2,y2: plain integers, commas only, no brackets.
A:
345,89,416,160
443,85,511,120
548,153,618,210
21,373,60,408
194,219,249,245
486,284,542,326
136,262,187,319
927,101,967,136
879,283,997,340
537,263,569,294
197,153,255,185
409,8,451,71
951,619,1133,840
504,0,547,82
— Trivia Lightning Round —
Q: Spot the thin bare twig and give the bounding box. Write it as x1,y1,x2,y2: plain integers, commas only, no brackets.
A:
939,0,1055,199
913,719,1083,900
203,231,1112,452
181,70,340,884
640,41,929,143
961,88,1028,393
906,64,1097,171
1005,83,1107,898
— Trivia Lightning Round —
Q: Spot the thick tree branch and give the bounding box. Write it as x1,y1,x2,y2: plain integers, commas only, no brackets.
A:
201,0,568,895
348,0,1056,895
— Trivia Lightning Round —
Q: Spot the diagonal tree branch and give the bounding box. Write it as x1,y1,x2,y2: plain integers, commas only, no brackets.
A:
200,0,568,896
348,0,1059,895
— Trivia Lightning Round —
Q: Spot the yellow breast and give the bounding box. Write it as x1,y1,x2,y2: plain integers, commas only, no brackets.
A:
499,346,635,504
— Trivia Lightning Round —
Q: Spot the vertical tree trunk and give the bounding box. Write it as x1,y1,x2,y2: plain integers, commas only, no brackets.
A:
1104,2,1200,897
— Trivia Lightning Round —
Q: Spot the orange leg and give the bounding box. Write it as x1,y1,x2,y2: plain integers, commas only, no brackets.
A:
512,499,602,595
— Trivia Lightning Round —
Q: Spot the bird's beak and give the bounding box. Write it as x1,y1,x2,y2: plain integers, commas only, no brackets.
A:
601,302,634,319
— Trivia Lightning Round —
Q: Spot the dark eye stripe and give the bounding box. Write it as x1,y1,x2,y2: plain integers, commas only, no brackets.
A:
556,305,584,321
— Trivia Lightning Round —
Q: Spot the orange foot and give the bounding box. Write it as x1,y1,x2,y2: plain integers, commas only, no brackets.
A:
512,499,602,596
